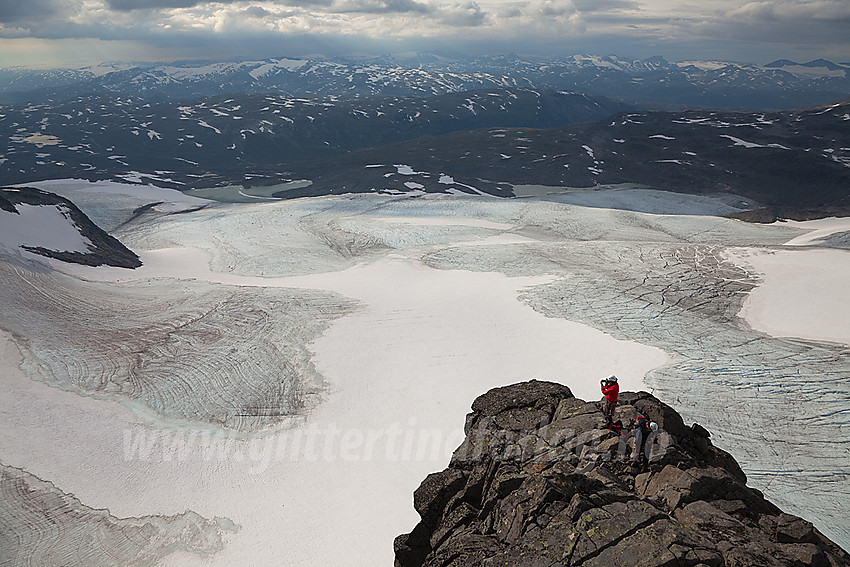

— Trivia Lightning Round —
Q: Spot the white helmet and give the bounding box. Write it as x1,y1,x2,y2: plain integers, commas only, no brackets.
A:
608,375,617,383
650,422,658,432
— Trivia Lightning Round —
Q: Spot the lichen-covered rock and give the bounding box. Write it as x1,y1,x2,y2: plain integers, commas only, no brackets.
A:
395,380,850,567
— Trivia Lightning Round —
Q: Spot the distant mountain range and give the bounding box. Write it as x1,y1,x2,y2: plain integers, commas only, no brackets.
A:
2,80,848,219
2,54,848,110
2,53,848,220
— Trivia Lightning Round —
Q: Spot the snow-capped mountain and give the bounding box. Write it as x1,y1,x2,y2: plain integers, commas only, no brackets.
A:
2,54,848,217
764,58,849,79
1,54,848,110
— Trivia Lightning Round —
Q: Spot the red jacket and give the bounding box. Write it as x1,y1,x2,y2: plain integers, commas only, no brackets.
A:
601,381,619,403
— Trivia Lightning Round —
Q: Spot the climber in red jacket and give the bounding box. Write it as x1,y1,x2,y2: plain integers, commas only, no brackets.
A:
601,375,619,425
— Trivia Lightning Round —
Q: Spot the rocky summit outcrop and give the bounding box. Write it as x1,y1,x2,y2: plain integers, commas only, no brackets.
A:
395,380,850,567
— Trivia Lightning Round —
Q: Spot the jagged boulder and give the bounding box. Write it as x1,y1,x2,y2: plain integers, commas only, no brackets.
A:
395,380,850,567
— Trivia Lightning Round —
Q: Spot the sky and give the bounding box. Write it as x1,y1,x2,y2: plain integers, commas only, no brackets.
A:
0,0,849,68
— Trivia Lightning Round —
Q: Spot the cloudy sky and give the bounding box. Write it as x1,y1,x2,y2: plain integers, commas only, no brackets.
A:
1,0,848,68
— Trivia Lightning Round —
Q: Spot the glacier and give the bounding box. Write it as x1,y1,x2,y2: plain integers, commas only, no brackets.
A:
0,182,847,565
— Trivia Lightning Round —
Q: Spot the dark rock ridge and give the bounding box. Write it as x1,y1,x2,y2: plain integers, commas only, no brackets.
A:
395,380,850,567
299,100,850,218
0,187,141,268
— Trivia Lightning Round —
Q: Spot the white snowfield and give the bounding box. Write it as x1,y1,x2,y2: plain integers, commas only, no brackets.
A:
0,201,93,254
779,216,850,246
1,183,848,564
730,216,850,347
731,247,850,346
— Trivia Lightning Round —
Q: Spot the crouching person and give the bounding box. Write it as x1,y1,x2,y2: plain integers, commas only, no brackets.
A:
631,415,659,470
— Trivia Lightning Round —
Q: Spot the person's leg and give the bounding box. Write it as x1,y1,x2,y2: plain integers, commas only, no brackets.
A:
637,428,649,465
643,430,657,463
632,428,644,462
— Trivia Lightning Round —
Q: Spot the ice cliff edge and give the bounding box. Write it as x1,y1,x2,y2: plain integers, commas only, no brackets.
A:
394,380,850,567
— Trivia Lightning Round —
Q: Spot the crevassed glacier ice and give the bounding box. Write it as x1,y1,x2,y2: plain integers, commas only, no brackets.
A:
0,462,235,566
0,252,356,431
422,227,849,549
2,188,848,562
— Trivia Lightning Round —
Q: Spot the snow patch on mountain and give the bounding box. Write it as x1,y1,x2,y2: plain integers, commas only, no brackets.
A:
677,60,734,71
395,164,423,175
248,58,309,80
0,202,93,254
720,135,790,149
197,120,221,134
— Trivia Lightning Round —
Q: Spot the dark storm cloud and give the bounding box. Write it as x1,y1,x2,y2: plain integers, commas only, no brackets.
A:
572,0,639,12
439,0,485,26
244,5,272,17
0,0,77,22
338,0,432,14
684,1,850,56
106,0,338,10
105,0,209,10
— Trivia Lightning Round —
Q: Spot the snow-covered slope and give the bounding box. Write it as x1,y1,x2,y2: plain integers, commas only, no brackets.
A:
0,197,93,254
0,186,141,268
